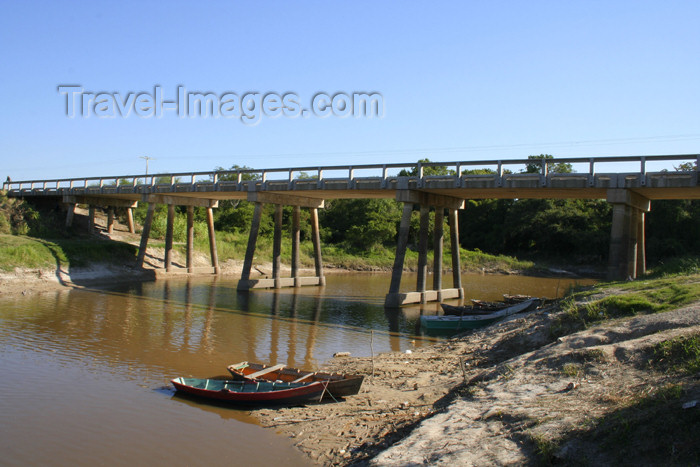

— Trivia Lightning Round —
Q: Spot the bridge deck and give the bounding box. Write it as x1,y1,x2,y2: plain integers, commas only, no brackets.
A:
6,171,700,202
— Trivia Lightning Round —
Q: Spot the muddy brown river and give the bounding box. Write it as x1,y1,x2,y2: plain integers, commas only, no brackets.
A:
0,272,594,465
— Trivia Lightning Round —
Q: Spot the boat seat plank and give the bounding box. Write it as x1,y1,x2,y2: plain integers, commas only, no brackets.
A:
291,372,314,383
249,364,286,379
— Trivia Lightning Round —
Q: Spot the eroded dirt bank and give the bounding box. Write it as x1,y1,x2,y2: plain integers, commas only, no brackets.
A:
253,299,700,465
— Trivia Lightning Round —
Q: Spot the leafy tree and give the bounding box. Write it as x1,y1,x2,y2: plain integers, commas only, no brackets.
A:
674,161,697,171
320,198,402,250
398,158,454,176
524,154,573,174
212,165,265,233
501,198,610,259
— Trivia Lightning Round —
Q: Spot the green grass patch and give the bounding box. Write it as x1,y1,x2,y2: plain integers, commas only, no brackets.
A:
0,235,65,270
551,276,700,339
651,334,700,374
460,248,534,272
647,256,700,277
528,432,559,465
561,362,582,378
0,234,137,271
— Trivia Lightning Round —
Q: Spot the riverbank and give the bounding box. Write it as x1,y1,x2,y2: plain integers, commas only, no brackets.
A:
253,277,700,465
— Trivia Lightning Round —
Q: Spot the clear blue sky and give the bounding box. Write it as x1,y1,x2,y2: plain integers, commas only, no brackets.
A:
2,1,700,181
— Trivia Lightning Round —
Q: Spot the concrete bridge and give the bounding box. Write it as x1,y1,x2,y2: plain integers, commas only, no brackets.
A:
5,154,700,306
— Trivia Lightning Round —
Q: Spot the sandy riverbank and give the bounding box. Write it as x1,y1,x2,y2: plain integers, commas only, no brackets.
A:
251,296,700,465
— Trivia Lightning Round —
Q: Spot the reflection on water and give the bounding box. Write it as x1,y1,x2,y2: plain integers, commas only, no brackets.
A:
0,272,594,465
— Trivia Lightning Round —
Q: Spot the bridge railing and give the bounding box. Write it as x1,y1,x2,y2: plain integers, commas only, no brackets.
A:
4,154,699,194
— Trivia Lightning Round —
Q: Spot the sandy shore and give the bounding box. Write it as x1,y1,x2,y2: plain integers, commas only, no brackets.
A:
251,298,700,465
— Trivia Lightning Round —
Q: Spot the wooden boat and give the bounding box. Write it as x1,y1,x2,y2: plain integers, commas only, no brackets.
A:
227,362,364,399
441,301,507,316
171,377,326,405
422,298,539,333
441,295,534,316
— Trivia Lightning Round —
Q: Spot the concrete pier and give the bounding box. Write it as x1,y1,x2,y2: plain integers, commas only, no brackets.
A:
606,189,650,280
237,192,326,291
385,191,465,307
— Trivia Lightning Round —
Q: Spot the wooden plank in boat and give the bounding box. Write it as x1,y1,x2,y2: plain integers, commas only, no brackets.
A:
249,364,286,379
292,372,314,383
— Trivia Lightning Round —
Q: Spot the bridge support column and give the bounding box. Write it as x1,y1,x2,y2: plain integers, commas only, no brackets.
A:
186,206,194,273
65,203,75,228
385,191,464,307
387,202,414,305
88,206,95,233
449,208,463,297
164,204,175,272
237,192,325,291
636,211,646,276
416,205,430,302
136,202,156,268
240,202,263,285
433,208,444,301
292,205,301,287
206,207,220,274
107,208,115,234
607,189,650,280
272,204,283,288
127,207,135,233
311,207,326,286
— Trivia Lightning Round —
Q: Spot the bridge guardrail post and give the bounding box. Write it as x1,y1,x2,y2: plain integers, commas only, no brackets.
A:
454,162,462,188
540,158,548,187
317,168,324,189
348,167,355,189
640,157,647,187
497,161,503,187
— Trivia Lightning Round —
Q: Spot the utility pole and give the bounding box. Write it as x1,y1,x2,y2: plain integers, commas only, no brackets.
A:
139,156,155,175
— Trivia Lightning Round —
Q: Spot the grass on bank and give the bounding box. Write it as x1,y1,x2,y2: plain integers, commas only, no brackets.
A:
0,234,137,272
532,272,700,465
550,272,700,339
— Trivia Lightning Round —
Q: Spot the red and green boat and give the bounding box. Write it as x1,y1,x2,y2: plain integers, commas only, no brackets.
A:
171,377,327,405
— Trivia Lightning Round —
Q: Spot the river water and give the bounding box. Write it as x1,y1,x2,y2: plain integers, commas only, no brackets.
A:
0,272,594,466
